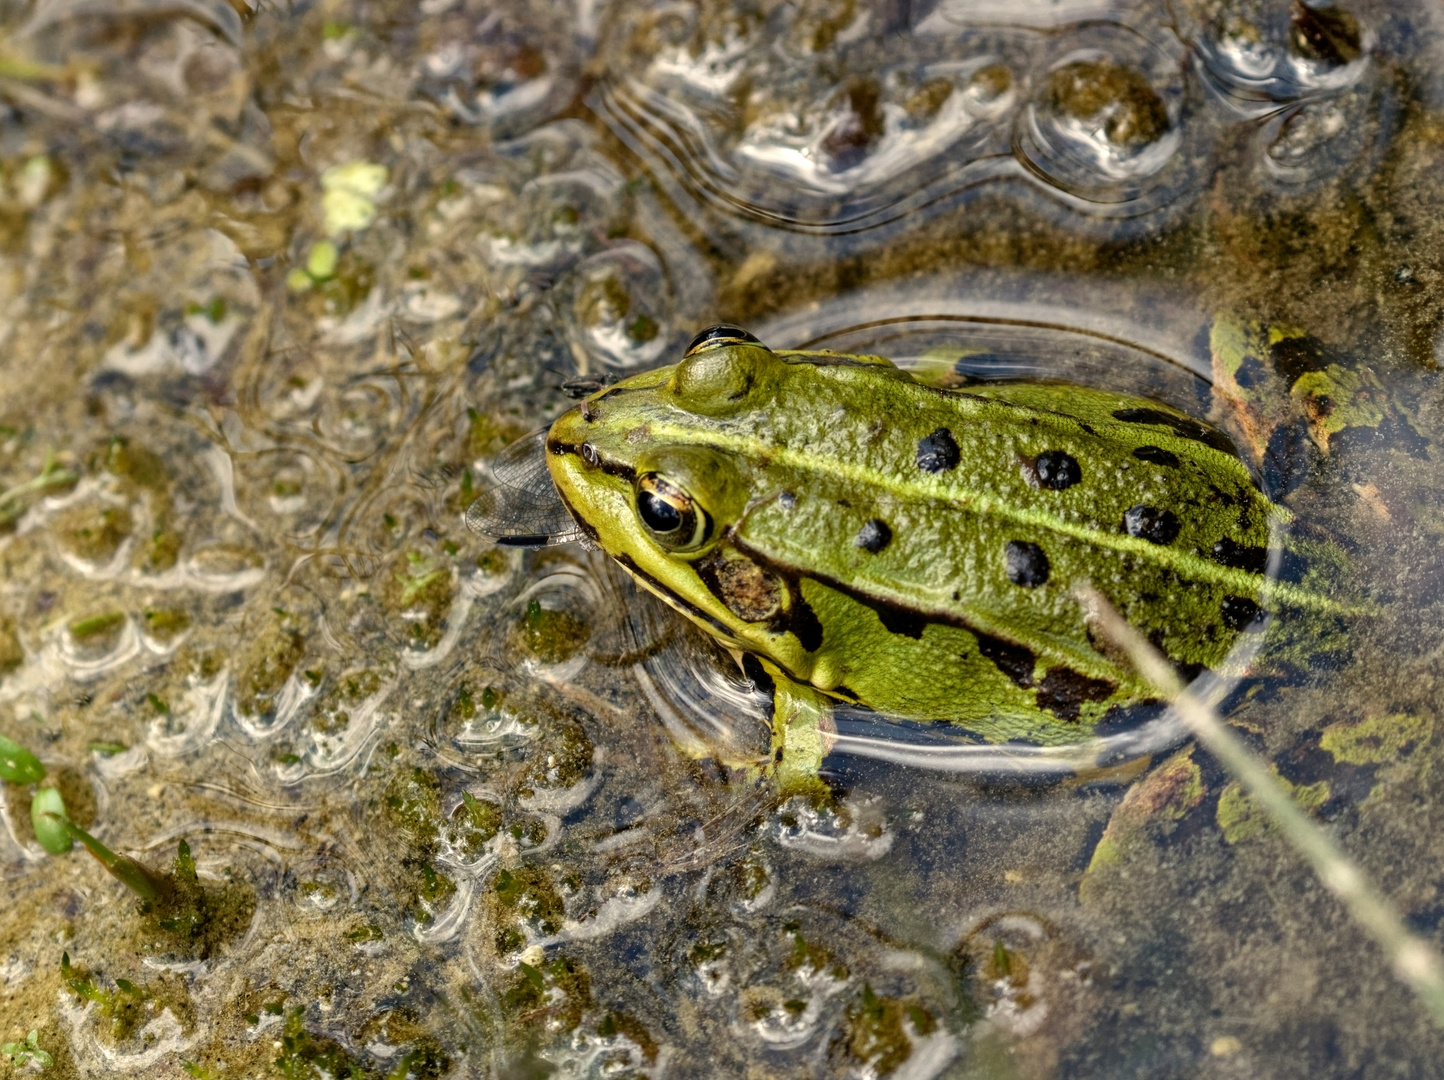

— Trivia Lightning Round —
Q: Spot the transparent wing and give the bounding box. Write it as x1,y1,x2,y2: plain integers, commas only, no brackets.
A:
464,428,585,548
490,427,553,490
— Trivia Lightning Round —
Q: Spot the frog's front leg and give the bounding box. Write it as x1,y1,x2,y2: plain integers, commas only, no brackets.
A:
760,658,835,797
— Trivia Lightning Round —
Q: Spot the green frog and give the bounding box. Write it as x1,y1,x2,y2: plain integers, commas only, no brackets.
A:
471,323,1358,789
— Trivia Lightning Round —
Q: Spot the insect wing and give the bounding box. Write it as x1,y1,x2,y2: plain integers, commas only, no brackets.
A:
464,428,584,548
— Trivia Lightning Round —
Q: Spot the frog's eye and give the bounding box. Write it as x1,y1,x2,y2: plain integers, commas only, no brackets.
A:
685,324,766,357
635,473,713,552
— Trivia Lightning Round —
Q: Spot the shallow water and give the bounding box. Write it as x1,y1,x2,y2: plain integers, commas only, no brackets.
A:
3,0,1444,1077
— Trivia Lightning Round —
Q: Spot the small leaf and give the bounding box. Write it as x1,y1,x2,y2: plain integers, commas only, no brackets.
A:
0,733,45,784
174,838,197,883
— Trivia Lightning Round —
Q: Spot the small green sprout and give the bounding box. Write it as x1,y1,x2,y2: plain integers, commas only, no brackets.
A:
67,611,125,641
0,733,44,784
29,787,70,854
395,552,446,607
59,955,147,1039
1,1029,52,1069
42,816,165,903
0,450,78,526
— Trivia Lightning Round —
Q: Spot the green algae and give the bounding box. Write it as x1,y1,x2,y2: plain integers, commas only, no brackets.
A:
491,866,566,953
499,954,593,1031
446,791,501,860
235,611,307,716
0,617,23,676
60,952,195,1044
841,984,937,1077
383,552,452,649
1321,713,1433,766
54,504,131,563
1216,774,1332,846
275,1007,368,1080
518,712,593,795
384,768,443,841
142,607,190,641
517,598,590,665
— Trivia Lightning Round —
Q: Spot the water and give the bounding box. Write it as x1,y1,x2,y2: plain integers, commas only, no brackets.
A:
2,0,1444,1076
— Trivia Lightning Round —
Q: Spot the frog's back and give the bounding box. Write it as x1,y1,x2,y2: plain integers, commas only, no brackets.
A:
547,340,1283,739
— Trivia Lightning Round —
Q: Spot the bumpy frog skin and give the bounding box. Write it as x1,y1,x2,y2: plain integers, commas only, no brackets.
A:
544,327,1311,752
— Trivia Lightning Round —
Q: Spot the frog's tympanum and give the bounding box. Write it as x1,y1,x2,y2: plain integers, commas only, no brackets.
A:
477,326,1341,785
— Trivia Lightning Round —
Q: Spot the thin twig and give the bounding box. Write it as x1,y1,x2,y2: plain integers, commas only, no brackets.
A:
1075,583,1444,1027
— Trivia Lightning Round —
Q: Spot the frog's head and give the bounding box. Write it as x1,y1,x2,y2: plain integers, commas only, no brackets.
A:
543,326,822,659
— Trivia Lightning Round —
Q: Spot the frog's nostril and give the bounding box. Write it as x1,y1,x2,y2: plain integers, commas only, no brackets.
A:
581,442,600,467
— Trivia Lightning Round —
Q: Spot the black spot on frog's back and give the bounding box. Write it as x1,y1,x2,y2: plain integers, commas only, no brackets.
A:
1004,540,1050,587
1035,668,1116,724
855,518,892,553
1220,595,1263,632
1211,537,1268,575
975,633,1036,688
1035,450,1081,490
1132,445,1180,468
916,428,961,473
1112,408,1236,456
1123,505,1180,545
876,604,927,640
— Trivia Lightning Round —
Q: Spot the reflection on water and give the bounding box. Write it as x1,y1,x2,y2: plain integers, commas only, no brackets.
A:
1,0,1444,1077
593,0,1398,249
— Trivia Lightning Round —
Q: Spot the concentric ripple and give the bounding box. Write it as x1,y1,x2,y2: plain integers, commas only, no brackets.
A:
593,0,1390,249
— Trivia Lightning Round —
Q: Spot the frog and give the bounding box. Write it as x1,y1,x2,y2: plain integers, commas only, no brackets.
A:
469,323,1354,790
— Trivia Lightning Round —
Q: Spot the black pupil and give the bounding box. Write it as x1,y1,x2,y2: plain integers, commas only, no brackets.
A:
638,490,682,533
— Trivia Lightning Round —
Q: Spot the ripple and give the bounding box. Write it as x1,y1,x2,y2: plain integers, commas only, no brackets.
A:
287,852,360,914
770,796,894,862
592,5,1028,242
23,0,243,51
565,241,679,370
231,669,317,740
178,544,268,593
955,911,1097,1041
504,557,605,682
283,670,395,780
477,125,628,281
596,0,1397,249
1186,1,1375,115
59,997,194,1076
415,1,586,136
146,669,228,758
1015,26,1191,212
633,630,773,765
316,373,406,462
427,662,547,759
233,449,344,544
1253,81,1395,192
413,875,478,945
56,614,142,681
